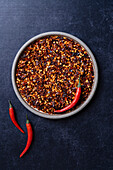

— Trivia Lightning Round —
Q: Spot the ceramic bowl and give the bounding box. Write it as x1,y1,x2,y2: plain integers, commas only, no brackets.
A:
12,31,98,119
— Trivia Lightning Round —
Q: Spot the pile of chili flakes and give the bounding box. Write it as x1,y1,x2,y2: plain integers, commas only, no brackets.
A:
16,35,94,114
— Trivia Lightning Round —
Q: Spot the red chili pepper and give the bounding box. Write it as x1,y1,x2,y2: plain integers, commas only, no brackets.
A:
54,75,81,113
20,114,33,158
9,101,25,134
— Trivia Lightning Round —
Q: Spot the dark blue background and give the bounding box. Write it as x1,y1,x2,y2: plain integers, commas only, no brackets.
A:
0,0,113,169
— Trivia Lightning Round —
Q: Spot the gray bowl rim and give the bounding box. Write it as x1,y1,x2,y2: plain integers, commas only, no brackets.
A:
12,31,98,119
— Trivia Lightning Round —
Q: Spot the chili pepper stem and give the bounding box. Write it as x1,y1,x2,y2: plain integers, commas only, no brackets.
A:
26,114,29,124
78,75,81,88
8,100,12,108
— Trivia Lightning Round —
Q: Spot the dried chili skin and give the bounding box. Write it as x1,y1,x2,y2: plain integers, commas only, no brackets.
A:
16,35,94,114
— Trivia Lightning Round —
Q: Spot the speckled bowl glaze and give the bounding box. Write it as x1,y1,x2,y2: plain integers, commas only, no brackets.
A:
12,31,98,119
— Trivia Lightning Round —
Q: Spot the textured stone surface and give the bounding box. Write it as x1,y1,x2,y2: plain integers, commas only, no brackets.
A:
0,0,113,169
